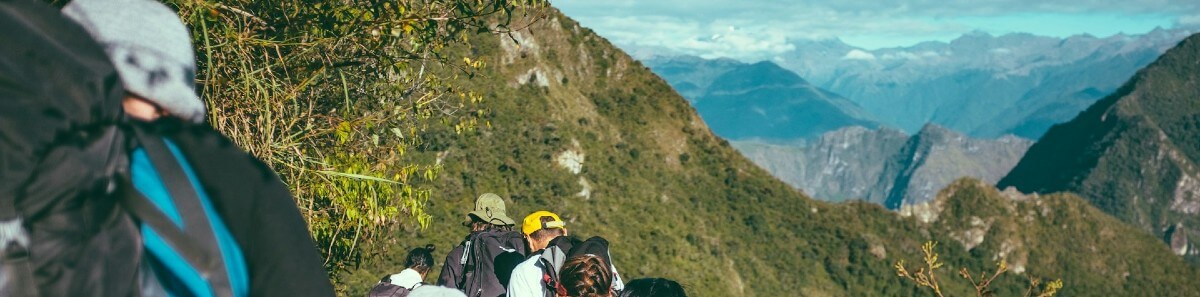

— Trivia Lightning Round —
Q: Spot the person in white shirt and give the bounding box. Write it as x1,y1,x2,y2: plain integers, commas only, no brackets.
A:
507,211,569,297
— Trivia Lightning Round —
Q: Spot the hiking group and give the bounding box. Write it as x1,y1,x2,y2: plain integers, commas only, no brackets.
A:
0,0,687,296
370,193,687,297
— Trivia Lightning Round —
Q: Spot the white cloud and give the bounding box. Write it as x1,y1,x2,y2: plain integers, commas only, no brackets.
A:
1179,14,1200,26
841,49,877,60
576,15,795,61
556,0,1198,59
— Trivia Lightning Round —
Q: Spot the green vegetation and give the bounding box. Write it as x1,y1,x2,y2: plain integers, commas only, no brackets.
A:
161,0,548,280
341,8,1200,296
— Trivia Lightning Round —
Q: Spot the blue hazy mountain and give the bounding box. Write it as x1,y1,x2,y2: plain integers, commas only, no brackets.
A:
776,28,1193,139
646,58,880,140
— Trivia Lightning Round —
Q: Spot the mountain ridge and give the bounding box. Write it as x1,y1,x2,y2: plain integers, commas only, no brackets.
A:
649,59,882,140
999,33,1200,261
643,28,1192,140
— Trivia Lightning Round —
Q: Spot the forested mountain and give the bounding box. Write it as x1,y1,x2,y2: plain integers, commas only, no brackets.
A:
734,124,1030,208
341,8,1200,296
1000,33,1200,262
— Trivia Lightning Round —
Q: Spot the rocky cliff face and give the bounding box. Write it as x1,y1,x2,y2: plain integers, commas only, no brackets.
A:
735,124,1031,208
877,124,1033,208
1000,33,1200,262
732,126,907,202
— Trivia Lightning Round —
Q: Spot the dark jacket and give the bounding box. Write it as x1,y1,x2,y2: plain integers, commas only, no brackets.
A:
151,121,335,296
437,243,467,290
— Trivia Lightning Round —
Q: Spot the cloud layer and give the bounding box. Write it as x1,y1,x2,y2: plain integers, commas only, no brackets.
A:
555,0,1199,61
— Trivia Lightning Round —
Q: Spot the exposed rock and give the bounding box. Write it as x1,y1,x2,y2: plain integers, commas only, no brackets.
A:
576,177,592,199
516,67,552,87
1166,224,1190,256
554,139,585,175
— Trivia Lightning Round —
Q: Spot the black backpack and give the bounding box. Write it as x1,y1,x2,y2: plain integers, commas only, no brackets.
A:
535,236,580,297
0,0,135,296
458,230,527,297
539,236,624,296
368,275,419,297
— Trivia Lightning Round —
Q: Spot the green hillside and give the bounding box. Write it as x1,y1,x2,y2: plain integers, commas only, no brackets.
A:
341,8,1200,296
1000,33,1200,262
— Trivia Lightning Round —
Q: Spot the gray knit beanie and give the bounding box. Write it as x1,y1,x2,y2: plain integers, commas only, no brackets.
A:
63,0,206,123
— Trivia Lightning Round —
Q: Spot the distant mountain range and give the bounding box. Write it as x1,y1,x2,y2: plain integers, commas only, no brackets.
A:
735,124,1031,208
1000,33,1200,261
645,28,1193,141
779,28,1193,139
647,58,879,140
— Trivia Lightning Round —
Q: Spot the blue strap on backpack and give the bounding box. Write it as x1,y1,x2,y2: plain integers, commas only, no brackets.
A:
124,128,249,297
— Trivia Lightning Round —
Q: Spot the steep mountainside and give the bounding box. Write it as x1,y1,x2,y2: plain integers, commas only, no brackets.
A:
344,9,1200,296
1000,33,1200,261
874,125,1032,208
732,126,908,202
777,29,1192,139
734,125,1030,208
647,59,880,141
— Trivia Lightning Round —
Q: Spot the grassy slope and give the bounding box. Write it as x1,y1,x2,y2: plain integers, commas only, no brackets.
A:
344,9,1200,296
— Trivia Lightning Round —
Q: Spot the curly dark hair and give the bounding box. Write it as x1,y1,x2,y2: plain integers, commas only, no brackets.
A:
404,244,437,275
557,254,612,297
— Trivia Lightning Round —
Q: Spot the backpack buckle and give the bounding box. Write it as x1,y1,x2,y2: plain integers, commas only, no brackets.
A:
0,218,30,259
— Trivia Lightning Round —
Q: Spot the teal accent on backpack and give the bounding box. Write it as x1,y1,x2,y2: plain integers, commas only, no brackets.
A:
131,138,249,297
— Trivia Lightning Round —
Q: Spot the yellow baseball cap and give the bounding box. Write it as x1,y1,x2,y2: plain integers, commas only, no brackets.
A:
522,210,566,236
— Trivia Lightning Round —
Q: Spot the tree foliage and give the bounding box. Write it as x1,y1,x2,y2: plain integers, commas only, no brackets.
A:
163,0,548,276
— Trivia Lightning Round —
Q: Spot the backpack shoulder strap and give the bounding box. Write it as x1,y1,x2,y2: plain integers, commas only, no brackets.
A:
122,127,233,297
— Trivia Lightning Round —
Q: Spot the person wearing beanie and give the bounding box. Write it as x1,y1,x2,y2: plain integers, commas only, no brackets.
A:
63,0,205,123
63,0,334,296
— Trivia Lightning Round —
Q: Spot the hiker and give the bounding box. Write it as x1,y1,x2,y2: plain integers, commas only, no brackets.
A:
438,193,527,297
556,255,613,297
508,211,625,297
565,237,625,293
508,211,571,297
61,0,334,295
371,244,438,297
616,278,686,297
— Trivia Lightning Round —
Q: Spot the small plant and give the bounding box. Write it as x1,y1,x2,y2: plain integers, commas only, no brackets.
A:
894,241,947,297
895,241,1063,297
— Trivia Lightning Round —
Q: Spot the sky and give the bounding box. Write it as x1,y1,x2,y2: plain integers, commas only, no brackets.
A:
554,0,1200,61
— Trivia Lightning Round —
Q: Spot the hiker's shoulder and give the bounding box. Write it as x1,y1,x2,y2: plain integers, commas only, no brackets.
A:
162,122,277,178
